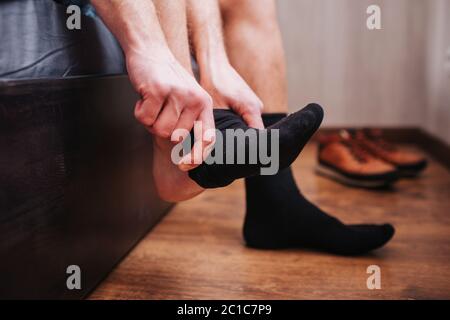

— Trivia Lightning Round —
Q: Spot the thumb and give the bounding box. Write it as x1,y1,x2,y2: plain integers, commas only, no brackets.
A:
231,98,265,129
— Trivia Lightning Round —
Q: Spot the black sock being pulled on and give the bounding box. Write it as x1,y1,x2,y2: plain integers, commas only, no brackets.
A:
242,113,395,256
188,103,324,189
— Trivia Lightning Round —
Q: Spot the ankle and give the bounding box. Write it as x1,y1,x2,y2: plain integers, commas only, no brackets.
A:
152,138,205,202
243,216,288,249
154,169,204,202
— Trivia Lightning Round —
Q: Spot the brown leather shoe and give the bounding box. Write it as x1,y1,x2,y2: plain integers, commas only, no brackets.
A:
353,129,428,177
317,130,399,188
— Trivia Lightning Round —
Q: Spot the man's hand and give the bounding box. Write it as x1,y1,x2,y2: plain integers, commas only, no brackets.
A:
128,49,215,169
186,0,264,129
200,61,264,129
128,49,213,139
91,0,215,168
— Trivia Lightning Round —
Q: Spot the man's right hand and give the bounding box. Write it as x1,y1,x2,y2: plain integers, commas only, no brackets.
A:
91,0,215,169
127,49,215,168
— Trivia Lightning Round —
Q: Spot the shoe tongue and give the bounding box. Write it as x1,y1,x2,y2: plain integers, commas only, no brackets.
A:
363,128,396,151
339,129,353,141
346,129,374,141
339,130,372,162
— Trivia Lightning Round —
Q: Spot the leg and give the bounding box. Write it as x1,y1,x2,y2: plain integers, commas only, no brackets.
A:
220,0,288,113
152,0,192,71
150,0,204,202
219,0,395,255
152,0,322,194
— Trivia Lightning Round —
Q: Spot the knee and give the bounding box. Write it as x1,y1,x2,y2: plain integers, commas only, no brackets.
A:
221,0,278,31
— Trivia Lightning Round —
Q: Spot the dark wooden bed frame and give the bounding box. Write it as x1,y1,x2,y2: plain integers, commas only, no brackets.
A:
0,75,173,299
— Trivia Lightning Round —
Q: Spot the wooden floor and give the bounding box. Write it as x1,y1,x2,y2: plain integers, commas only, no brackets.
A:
89,144,450,300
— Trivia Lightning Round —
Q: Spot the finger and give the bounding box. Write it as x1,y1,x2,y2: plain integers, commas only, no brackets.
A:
178,112,204,171
134,95,164,127
199,106,216,151
242,111,265,129
172,107,201,143
178,139,204,171
177,107,216,171
151,95,182,139
231,98,264,129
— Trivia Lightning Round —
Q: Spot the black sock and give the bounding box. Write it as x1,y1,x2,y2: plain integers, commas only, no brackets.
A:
188,103,324,188
243,113,395,255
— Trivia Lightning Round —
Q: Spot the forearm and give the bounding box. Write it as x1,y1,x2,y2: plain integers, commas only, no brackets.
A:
186,0,229,81
187,0,264,127
91,0,170,56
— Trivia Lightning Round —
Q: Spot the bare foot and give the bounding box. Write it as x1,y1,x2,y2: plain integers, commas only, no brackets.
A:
152,105,231,202
152,137,205,202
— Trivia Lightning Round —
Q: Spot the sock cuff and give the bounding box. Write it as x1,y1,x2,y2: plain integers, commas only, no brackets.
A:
262,113,287,127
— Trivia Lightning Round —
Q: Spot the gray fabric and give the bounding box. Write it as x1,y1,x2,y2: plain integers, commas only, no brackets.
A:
0,0,125,80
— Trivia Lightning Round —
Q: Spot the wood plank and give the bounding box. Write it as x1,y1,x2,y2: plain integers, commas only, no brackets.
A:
90,143,450,300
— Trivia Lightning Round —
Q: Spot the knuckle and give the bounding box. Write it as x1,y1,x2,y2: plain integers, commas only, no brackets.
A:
189,95,211,112
134,103,157,126
186,88,202,101
197,93,213,108
154,82,171,96
175,84,202,99
187,87,201,98
186,103,200,113
134,110,144,123
135,109,153,126
136,84,148,96
172,86,188,98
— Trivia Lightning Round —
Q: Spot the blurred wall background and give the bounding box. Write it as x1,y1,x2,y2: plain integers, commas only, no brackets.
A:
277,0,450,145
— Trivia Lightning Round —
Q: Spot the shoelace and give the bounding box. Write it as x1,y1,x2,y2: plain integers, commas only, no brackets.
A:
369,137,396,152
359,129,397,152
338,131,372,163
342,139,372,163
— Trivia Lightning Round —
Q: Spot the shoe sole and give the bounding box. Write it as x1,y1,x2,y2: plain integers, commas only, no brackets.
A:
316,164,398,188
398,169,423,178
397,161,428,178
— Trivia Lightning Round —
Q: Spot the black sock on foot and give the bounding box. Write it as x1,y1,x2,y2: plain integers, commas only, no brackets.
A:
188,103,324,188
242,113,395,256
